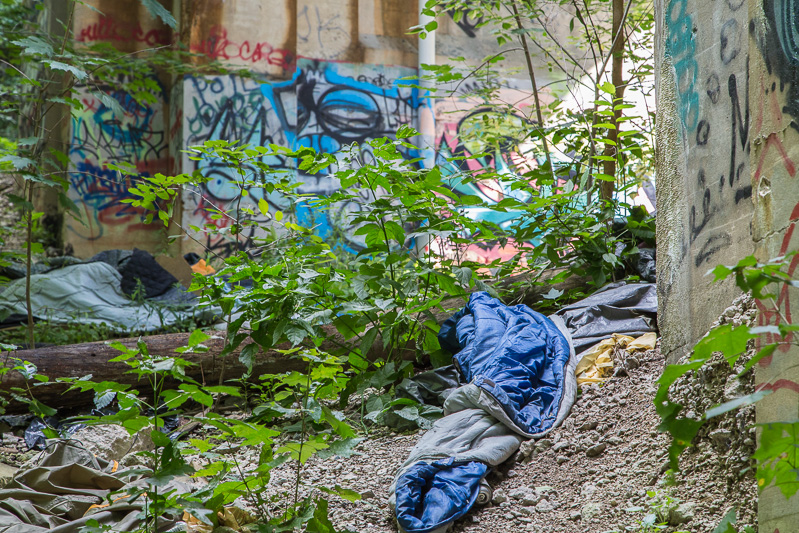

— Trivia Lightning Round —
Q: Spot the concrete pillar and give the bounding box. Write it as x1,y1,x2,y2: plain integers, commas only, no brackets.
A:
654,0,754,362
749,0,799,530
656,0,799,528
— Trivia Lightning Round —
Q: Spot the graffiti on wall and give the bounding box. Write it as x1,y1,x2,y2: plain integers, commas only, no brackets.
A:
762,0,799,130
681,0,752,269
68,80,169,241
190,26,294,71
181,61,419,254
76,16,171,46
297,6,352,60
665,0,700,131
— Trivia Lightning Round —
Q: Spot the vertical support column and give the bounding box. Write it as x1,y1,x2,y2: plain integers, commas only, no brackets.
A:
418,2,436,170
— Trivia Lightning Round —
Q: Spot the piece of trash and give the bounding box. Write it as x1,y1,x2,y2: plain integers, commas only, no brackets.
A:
184,253,216,276
575,332,657,384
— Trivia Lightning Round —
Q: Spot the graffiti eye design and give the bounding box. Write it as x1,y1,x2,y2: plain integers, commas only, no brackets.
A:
315,87,383,141
205,168,242,202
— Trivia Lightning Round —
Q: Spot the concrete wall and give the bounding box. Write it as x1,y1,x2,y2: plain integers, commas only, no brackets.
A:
657,0,799,528
749,1,799,530
61,0,570,261
655,0,754,362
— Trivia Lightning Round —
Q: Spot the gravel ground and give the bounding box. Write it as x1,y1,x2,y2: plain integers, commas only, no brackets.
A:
254,341,755,533
0,297,758,533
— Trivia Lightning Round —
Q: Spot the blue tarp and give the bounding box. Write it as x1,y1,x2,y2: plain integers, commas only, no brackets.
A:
393,292,574,533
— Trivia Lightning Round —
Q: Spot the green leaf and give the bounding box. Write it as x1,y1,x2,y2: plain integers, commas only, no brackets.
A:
316,437,363,460
693,324,756,366
258,198,269,216
705,390,771,419
238,343,259,372
45,61,88,80
138,0,178,29
712,507,738,533
11,36,54,57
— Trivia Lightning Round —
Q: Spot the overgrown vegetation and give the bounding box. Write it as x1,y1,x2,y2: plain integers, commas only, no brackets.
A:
3,0,794,531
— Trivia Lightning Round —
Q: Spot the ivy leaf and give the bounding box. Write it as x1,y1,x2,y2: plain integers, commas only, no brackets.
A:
11,36,54,57
45,61,88,80
138,0,178,29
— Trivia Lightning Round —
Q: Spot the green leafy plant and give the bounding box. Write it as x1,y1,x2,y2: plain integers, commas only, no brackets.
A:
655,254,799,499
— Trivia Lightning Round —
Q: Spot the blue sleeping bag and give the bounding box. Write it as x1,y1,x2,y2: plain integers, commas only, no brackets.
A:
394,292,573,532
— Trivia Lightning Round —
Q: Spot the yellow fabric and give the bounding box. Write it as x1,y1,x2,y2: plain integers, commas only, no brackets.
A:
575,332,657,384
191,259,216,276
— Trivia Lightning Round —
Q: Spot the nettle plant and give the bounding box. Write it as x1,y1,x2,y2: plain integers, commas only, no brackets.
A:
656,254,799,504
411,0,656,295
107,129,523,527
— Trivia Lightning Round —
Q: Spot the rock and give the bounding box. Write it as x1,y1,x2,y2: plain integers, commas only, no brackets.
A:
535,500,555,513
492,489,508,505
586,443,607,457
710,429,732,448
72,425,154,463
521,493,540,506
569,511,581,521
669,502,697,525
581,502,602,521
553,441,571,452
360,489,375,499
534,485,554,495
579,421,598,432
509,489,527,501
556,455,569,464
0,463,17,487
581,483,597,499
724,375,746,401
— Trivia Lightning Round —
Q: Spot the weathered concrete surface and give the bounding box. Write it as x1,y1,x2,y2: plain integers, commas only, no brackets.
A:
657,0,799,528
748,0,799,529
655,0,754,363
60,0,575,262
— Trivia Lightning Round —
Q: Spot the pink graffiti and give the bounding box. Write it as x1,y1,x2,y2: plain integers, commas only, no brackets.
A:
757,201,799,362
757,379,799,394
191,26,294,70
76,16,171,46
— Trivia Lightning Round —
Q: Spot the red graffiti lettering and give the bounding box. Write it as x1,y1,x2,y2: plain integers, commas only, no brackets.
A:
76,16,171,46
191,26,294,70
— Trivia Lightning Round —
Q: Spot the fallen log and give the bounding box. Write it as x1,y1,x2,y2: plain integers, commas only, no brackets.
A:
0,270,587,413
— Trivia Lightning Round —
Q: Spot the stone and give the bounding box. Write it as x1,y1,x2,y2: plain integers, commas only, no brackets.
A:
492,489,508,504
710,429,732,448
553,441,571,452
581,483,597,499
581,502,602,521
556,455,570,464
536,500,555,513
509,489,527,501
360,490,375,499
521,493,540,506
586,443,607,457
669,502,697,525
535,485,554,495
73,425,154,463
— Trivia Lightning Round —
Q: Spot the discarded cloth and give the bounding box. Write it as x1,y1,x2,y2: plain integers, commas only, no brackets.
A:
0,260,217,333
555,282,657,354
391,292,576,533
574,331,657,384
0,440,193,533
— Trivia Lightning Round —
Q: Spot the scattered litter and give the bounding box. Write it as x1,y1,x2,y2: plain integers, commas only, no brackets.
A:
555,282,657,354
390,292,577,533
574,332,657,384
0,249,219,333
184,252,216,276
